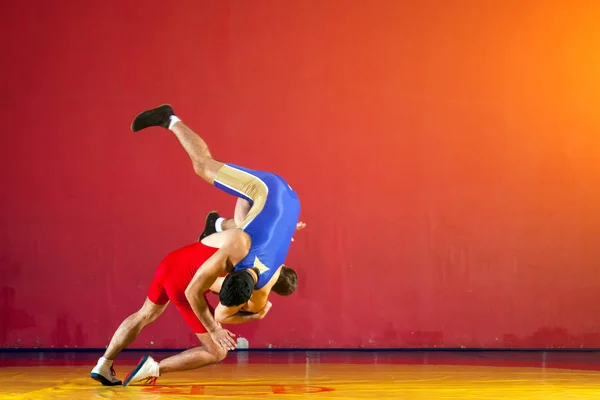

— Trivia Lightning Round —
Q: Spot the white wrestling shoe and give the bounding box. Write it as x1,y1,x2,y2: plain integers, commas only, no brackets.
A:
90,357,122,386
122,355,160,387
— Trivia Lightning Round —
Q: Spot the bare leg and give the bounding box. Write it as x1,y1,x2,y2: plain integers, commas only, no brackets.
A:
233,198,252,227
103,298,168,360
219,199,252,231
158,332,227,374
221,218,237,230
169,121,225,184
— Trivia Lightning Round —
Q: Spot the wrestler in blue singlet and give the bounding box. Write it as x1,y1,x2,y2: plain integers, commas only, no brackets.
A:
213,163,301,289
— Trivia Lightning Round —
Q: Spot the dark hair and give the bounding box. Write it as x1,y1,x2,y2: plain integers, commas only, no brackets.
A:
219,271,254,306
271,266,298,296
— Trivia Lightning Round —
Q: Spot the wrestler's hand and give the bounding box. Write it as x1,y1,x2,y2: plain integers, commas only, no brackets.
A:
291,222,306,242
256,301,272,320
210,324,237,350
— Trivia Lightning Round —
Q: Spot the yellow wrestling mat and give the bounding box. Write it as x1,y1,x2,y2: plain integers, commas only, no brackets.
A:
2,362,600,399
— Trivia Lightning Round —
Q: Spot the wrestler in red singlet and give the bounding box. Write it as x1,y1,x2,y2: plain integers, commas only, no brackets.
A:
147,242,219,333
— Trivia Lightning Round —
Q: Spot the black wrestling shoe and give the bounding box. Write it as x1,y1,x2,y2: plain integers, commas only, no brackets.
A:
131,104,174,132
198,211,221,241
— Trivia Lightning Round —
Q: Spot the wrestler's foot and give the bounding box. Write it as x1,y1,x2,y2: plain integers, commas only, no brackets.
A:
131,104,174,132
122,355,160,387
199,211,221,241
90,358,122,386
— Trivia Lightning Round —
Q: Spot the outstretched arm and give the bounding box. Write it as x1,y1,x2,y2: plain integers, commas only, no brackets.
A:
184,250,230,332
185,229,250,348
215,287,270,324
215,301,272,325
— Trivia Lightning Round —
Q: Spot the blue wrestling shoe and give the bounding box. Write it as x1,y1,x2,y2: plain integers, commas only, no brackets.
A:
199,211,220,241
131,104,174,132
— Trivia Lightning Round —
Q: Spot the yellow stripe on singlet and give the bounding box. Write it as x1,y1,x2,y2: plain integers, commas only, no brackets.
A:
213,165,269,229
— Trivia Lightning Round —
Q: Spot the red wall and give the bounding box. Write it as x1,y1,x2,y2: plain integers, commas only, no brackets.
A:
2,0,600,349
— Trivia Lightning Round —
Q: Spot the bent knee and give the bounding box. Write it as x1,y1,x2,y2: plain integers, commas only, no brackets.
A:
192,162,209,178
137,311,159,325
209,347,228,364
193,158,222,182
137,305,164,325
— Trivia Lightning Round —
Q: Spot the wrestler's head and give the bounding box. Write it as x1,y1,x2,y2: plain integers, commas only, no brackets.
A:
271,266,298,296
219,271,254,306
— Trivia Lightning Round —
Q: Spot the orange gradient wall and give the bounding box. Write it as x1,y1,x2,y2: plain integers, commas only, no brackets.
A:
2,0,600,349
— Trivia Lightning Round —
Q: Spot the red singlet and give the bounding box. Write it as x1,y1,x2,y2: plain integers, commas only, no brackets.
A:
147,241,219,333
